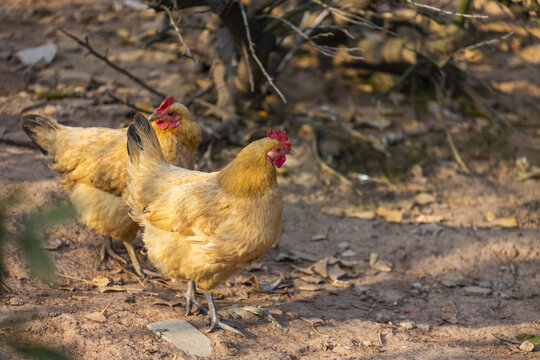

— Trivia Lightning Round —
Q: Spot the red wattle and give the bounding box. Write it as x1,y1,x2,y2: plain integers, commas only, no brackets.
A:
155,119,169,129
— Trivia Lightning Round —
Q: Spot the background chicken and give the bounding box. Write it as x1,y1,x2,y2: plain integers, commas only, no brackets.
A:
20,96,201,277
126,114,291,333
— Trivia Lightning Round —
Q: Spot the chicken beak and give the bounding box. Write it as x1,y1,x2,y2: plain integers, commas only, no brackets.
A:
287,148,295,155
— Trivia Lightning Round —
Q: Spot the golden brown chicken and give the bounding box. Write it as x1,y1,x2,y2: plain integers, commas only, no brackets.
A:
126,114,291,333
20,96,201,276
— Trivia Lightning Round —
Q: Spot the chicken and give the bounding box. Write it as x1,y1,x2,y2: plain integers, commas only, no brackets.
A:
126,114,291,333
20,96,201,277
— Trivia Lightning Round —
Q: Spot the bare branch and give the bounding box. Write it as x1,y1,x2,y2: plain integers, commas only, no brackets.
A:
262,12,363,61
58,28,167,99
274,10,329,75
161,5,198,63
406,0,488,19
241,44,255,93
239,3,287,103
309,0,395,34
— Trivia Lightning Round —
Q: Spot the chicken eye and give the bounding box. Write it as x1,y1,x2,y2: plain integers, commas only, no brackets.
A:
167,112,174,117
276,148,282,153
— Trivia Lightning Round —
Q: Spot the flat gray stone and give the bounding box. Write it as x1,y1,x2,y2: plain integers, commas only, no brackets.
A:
148,319,212,357
16,44,57,66
463,286,491,296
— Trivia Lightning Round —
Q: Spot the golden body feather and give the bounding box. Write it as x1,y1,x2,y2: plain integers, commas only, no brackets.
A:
127,120,284,290
21,104,201,247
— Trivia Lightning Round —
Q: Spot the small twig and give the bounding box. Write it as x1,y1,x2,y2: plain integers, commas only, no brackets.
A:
100,302,112,314
312,322,330,337
58,28,167,99
434,88,470,174
309,0,396,35
161,5,197,63
239,3,287,103
406,0,488,18
455,32,514,54
377,329,384,346
56,273,109,286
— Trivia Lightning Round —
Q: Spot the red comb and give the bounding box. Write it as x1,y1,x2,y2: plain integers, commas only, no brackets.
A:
267,128,291,149
156,96,174,112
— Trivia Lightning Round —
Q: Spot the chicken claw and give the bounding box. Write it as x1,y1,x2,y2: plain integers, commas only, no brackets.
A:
204,291,244,336
184,281,207,315
100,237,127,265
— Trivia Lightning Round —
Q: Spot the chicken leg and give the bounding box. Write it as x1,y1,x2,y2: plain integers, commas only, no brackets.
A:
123,241,144,278
203,290,243,335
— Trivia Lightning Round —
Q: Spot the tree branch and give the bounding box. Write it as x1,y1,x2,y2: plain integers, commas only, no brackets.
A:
58,28,167,99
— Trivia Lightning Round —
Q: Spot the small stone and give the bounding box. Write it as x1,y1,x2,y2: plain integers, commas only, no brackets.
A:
411,282,422,289
8,297,25,306
463,286,492,296
441,272,465,287
399,320,415,329
519,340,535,352
354,285,369,296
375,313,390,323
417,323,431,331
341,249,357,257
337,242,349,251
420,223,441,236
311,233,327,241
478,281,491,288
16,44,57,66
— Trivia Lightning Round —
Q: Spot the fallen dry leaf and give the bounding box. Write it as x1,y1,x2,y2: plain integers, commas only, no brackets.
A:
300,276,323,284
290,264,314,275
415,214,444,223
332,279,351,288
376,206,403,223
328,264,346,281
415,193,435,205
152,299,182,307
486,211,517,227
296,283,319,291
369,253,392,272
84,311,106,323
486,211,497,222
92,275,111,287
312,258,329,278
491,218,518,228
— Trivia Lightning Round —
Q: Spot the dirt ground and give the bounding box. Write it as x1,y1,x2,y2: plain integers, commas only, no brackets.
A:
1,0,539,359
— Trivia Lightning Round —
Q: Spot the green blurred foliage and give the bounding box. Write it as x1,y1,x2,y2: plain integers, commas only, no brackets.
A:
0,190,75,359
12,344,72,360
0,190,75,282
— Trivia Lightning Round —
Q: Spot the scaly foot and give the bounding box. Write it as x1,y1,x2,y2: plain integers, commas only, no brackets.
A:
204,290,244,336
100,237,127,264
